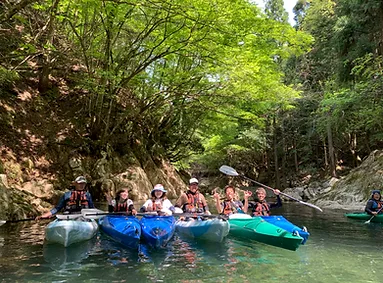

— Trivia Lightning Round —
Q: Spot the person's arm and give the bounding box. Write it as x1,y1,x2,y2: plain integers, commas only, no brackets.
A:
174,194,187,208
37,192,67,219
270,196,282,209
201,194,210,214
86,192,95,208
128,204,137,215
163,199,175,212
242,191,251,213
214,193,222,214
365,200,375,214
140,200,151,212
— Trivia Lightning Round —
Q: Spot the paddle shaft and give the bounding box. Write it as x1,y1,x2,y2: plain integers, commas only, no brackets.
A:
241,175,323,212
83,211,227,220
0,217,51,226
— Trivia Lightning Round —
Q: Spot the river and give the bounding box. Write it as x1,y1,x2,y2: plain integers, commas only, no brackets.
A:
0,202,381,283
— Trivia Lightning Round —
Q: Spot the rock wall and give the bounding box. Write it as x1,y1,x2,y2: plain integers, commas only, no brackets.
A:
0,148,188,219
313,150,383,210
281,150,383,210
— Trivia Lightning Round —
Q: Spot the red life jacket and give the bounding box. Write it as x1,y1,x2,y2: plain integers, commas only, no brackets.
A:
222,200,237,215
66,190,89,212
252,201,270,216
185,192,204,213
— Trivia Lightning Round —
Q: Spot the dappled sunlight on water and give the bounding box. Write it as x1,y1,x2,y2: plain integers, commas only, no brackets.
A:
0,204,383,282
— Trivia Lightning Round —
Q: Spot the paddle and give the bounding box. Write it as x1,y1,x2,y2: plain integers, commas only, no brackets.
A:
219,165,323,212
81,209,227,220
0,217,51,227
364,206,383,224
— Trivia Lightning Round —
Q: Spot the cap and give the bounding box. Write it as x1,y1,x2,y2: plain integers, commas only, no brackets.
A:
74,176,87,183
151,184,167,193
372,190,381,195
189,178,199,184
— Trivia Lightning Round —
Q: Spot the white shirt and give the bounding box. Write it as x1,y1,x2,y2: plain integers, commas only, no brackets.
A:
142,198,174,211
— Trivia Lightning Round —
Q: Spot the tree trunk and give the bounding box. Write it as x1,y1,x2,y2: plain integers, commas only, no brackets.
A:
327,114,337,177
293,136,298,172
273,115,280,188
281,121,287,189
38,0,60,94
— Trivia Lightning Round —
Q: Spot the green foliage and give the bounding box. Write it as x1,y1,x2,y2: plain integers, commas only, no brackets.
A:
0,67,19,88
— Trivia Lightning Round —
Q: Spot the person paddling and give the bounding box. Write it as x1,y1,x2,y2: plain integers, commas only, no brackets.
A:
36,176,95,219
107,188,137,215
175,178,211,214
365,190,383,215
214,185,251,216
248,187,281,216
140,184,175,215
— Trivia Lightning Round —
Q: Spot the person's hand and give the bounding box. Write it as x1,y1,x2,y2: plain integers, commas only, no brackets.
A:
205,211,211,215
147,205,153,211
213,192,220,200
36,212,52,220
131,209,137,216
273,189,280,196
372,211,378,215
105,193,112,202
244,190,252,199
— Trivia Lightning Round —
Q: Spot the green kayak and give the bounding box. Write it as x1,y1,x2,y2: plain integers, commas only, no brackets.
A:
228,215,304,251
345,212,383,223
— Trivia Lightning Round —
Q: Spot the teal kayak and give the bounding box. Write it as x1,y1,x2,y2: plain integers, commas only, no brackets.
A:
228,214,304,251
345,212,383,223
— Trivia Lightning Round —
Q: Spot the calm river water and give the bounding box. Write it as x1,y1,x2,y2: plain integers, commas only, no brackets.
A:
0,202,382,283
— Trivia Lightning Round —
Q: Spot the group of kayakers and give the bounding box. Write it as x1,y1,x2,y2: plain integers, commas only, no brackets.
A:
36,175,286,219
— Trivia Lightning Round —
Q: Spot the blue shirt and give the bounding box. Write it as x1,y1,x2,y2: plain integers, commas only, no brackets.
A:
50,191,94,214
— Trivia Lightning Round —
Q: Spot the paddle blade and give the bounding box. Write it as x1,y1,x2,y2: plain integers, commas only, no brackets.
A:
0,220,6,226
298,201,323,212
219,165,239,176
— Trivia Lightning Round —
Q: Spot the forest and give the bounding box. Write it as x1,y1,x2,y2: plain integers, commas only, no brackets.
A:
1,0,383,189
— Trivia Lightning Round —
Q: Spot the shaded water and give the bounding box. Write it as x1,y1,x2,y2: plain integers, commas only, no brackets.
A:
0,203,382,283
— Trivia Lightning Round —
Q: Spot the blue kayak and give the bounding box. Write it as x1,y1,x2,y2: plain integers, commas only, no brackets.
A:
140,215,176,249
99,215,141,249
260,215,309,244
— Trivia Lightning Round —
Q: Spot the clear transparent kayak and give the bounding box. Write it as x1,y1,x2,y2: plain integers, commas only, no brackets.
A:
45,217,98,247
228,214,304,251
175,218,230,242
99,215,141,249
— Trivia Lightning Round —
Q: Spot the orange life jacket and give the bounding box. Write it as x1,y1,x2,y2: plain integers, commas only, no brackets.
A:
222,200,238,215
252,201,270,216
185,192,204,213
152,199,164,211
66,190,89,212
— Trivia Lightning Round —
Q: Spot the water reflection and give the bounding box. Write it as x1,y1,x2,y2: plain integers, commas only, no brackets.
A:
2,204,383,282
43,239,96,270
